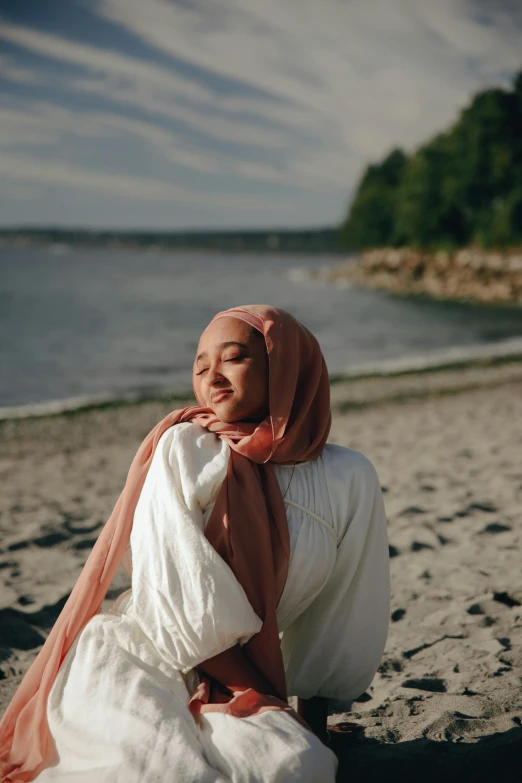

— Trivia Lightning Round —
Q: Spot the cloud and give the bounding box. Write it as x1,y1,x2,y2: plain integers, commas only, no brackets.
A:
0,149,302,216
0,100,325,195
0,1,520,227
0,23,309,148
0,151,186,201
0,55,43,85
0,23,210,101
0,102,224,175
87,0,522,196
71,77,295,150
92,0,521,143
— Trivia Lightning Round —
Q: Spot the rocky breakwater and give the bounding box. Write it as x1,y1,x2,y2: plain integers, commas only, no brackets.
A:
320,248,522,304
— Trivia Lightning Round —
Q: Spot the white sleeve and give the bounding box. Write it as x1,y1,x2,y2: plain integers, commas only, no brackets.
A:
281,454,390,700
130,423,262,673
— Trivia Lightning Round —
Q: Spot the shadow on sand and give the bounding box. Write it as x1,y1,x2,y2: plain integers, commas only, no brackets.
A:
336,726,522,783
1,602,520,781
0,593,71,651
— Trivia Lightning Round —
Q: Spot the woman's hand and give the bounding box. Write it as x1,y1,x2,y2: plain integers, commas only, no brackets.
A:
201,688,311,730
192,646,311,731
197,644,277,696
197,649,365,742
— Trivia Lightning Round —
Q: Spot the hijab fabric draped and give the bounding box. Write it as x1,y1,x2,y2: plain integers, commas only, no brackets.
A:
0,305,331,782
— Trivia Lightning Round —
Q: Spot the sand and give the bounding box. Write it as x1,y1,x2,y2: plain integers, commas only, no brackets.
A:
1,363,521,782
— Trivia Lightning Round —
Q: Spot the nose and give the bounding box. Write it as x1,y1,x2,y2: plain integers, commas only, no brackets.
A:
206,365,225,387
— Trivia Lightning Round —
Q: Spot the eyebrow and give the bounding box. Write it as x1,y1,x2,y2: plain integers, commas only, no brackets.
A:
196,341,250,363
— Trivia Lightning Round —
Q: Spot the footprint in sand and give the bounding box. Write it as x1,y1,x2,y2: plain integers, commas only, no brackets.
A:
399,506,427,517
411,541,434,552
480,522,512,534
72,538,98,550
7,541,30,552
467,603,485,615
0,560,18,571
33,531,71,548
424,710,487,741
63,518,103,535
493,592,521,608
401,677,447,693
0,608,46,650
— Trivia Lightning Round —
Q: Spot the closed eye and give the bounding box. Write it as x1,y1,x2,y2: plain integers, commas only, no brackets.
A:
196,354,245,375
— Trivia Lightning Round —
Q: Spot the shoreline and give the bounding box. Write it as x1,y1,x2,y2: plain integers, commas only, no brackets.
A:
3,337,522,422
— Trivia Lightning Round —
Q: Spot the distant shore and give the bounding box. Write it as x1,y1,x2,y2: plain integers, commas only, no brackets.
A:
0,227,343,255
317,247,522,305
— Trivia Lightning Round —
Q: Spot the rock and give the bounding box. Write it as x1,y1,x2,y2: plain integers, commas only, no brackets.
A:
324,248,522,305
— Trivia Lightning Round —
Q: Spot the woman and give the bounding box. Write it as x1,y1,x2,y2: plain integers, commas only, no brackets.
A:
0,305,390,783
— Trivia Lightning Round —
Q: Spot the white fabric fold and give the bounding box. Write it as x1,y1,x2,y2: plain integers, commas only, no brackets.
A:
130,424,262,672
36,423,389,782
281,448,390,700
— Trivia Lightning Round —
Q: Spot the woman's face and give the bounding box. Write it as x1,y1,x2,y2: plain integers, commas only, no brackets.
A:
194,316,269,423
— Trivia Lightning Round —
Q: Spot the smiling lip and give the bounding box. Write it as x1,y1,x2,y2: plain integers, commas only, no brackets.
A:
211,390,233,403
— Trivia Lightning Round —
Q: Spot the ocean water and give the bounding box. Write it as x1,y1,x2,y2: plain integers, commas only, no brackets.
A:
2,246,522,408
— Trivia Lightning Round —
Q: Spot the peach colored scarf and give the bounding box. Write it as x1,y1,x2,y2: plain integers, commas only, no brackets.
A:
0,305,331,782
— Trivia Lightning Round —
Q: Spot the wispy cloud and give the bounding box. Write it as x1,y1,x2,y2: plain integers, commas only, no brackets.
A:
0,23,210,102
93,0,521,132
0,103,223,174
0,1,520,227
0,152,182,201
0,23,308,148
0,150,302,217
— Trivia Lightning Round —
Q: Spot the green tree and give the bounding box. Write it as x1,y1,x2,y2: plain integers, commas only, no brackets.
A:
340,148,406,248
393,133,470,249
341,68,522,250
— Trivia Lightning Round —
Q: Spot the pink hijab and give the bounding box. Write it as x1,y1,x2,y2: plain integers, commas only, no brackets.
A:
0,305,331,782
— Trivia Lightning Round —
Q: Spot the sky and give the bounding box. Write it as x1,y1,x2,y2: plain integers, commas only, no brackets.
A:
0,0,521,230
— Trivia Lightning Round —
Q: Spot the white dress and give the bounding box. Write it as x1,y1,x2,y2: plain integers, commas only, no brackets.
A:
36,423,390,783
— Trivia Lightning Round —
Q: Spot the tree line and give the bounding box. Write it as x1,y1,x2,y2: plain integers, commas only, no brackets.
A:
341,70,522,250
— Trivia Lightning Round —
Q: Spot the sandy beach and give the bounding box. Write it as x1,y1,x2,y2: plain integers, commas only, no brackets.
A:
1,362,521,782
